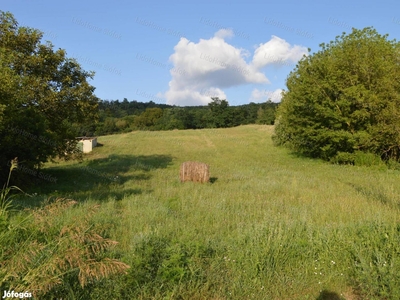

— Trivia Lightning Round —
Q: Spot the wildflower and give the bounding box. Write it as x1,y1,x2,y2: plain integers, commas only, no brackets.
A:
10,157,18,171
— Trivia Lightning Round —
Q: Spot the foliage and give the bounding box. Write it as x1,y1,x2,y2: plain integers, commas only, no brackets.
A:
91,98,277,135
256,99,277,125
0,11,99,181
274,27,400,162
206,97,230,128
133,107,163,129
0,198,129,299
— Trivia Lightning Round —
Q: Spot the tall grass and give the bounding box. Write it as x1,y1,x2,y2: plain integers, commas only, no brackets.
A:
1,195,129,297
7,125,400,299
0,157,23,218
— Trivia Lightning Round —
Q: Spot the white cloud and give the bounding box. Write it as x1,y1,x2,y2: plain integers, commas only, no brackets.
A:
164,87,227,107
214,28,234,39
250,88,283,103
252,35,308,69
165,32,306,106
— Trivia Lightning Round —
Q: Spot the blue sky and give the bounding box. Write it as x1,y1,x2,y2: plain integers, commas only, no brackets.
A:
2,0,400,106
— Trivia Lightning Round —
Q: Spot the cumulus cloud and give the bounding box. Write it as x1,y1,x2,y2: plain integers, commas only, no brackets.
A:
165,32,307,106
214,28,234,39
250,88,283,103
252,35,308,69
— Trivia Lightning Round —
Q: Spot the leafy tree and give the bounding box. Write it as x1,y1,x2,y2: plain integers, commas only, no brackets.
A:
133,107,163,129
188,108,209,129
273,27,400,162
256,100,277,125
207,97,230,128
0,11,99,180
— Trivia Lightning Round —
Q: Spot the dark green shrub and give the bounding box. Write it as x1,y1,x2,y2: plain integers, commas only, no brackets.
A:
330,152,355,165
354,151,385,167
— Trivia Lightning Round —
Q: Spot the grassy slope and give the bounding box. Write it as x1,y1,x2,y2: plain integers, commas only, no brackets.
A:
28,125,400,299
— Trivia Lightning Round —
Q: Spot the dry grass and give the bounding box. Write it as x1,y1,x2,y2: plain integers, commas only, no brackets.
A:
1,198,129,297
180,161,210,183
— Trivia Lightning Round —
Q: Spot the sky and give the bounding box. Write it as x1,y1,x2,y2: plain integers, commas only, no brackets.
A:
2,0,400,106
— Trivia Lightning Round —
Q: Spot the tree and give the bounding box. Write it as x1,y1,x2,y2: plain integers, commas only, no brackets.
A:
207,97,230,128
133,107,163,129
256,100,277,125
0,11,99,180
273,27,400,162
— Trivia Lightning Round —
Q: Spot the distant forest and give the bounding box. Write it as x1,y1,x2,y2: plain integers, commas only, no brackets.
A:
77,98,278,136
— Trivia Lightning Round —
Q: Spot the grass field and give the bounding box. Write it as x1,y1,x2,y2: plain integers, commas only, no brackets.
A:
9,125,400,299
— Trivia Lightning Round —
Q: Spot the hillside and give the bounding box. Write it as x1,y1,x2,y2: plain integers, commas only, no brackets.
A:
8,125,400,299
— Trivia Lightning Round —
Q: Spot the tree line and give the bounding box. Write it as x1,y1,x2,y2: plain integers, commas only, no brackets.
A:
78,98,277,136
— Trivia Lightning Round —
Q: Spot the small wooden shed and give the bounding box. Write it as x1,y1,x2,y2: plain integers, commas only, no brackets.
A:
77,137,97,153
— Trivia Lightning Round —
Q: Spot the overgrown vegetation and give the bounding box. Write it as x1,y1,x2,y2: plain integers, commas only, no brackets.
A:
0,158,129,299
274,27,400,163
4,125,400,299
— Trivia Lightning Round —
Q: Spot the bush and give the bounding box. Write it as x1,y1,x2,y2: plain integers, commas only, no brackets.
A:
354,152,384,167
274,27,400,162
330,152,355,165
386,158,400,170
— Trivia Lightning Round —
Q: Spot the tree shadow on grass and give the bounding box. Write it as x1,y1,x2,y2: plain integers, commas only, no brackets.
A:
23,154,173,205
316,290,344,300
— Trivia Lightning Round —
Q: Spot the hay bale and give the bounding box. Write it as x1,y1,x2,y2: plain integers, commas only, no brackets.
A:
180,161,210,183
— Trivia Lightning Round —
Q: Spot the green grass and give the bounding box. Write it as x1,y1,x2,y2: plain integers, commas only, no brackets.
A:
10,125,400,299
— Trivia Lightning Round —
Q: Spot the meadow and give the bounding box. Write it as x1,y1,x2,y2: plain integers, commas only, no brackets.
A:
6,125,400,299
